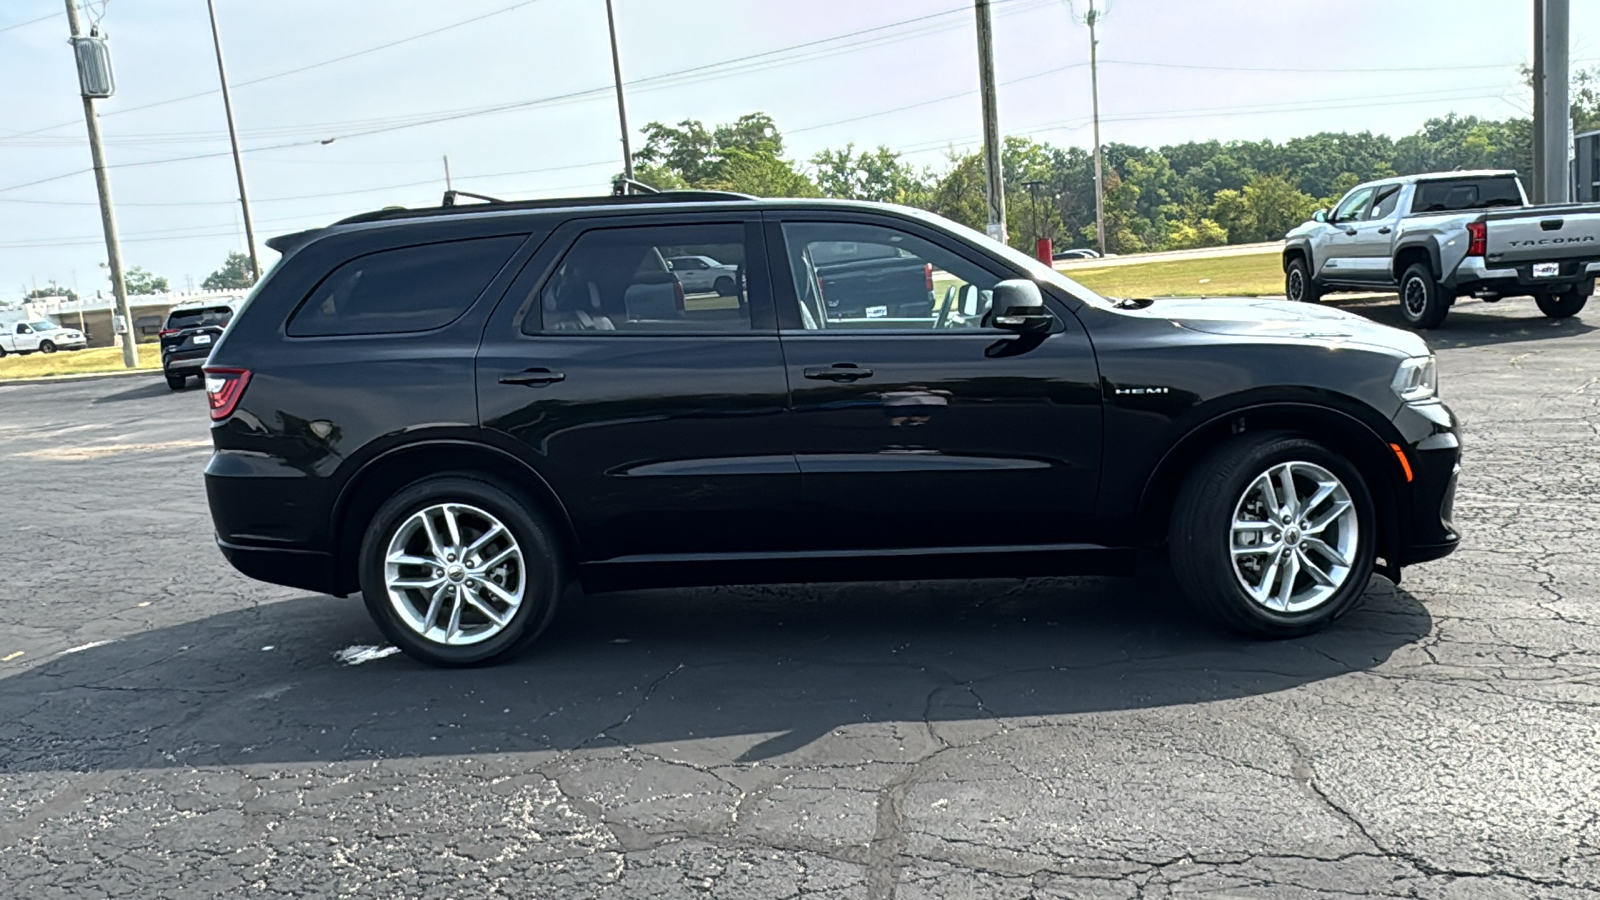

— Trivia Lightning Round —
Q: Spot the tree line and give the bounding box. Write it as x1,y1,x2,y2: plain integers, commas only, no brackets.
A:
632,68,1600,256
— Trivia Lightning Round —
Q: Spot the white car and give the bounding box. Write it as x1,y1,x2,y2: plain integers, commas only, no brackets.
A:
665,255,739,296
0,318,87,357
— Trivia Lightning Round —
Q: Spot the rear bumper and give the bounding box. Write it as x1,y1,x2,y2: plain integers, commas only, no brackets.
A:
162,349,212,372
1450,257,1600,293
216,537,342,596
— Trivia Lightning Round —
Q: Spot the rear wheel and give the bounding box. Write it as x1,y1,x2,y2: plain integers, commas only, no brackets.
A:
165,372,187,390
1398,263,1449,329
1535,280,1591,318
714,275,736,297
1170,433,1376,638
38,340,56,354
1285,257,1320,303
359,475,561,666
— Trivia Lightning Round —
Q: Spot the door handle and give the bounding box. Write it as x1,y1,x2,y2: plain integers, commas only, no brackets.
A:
803,363,874,382
1342,227,1357,235
500,368,565,386
1377,226,1391,234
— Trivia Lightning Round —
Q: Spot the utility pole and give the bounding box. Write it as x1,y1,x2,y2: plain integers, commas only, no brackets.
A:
205,0,260,282
1533,0,1571,204
974,0,1006,243
604,0,634,184
1086,0,1107,255
64,0,136,368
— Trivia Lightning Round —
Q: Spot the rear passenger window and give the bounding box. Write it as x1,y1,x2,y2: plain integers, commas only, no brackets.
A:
289,236,522,337
530,224,750,333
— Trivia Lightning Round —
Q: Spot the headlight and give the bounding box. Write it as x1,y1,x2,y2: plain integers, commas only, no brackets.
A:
1392,356,1438,403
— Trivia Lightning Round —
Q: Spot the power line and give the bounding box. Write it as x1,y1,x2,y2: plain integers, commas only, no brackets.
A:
0,10,60,32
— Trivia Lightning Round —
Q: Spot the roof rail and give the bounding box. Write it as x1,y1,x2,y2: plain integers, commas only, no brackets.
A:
330,189,755,227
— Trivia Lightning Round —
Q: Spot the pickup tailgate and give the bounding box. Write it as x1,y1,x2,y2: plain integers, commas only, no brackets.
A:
1483,204,1600,267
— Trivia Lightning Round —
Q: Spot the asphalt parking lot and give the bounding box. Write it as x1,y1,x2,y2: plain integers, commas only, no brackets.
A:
2,295,1598,899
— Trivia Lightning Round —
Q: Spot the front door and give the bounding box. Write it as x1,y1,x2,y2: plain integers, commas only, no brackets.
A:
1314,185,1376,282
1343,184,1403,283
767,213,1103,551
477,213,798,562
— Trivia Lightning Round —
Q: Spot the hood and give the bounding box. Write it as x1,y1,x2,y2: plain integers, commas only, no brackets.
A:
1124,297,1430,356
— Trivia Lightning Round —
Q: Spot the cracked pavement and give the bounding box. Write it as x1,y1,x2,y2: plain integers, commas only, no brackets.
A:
2,295,1598,898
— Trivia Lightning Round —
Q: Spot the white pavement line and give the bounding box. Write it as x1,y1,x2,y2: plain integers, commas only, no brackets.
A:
60,639,116,655
334,644,401,665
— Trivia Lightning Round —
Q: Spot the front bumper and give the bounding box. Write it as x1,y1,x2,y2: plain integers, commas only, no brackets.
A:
1392,400,1461,567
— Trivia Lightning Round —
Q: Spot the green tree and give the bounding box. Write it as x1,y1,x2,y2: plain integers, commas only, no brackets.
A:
710,148,820,197
1164,218,1229,249
812,144,930,204
202,252,256,290
632,112,815,195
25,282,76,301
124,266,169,295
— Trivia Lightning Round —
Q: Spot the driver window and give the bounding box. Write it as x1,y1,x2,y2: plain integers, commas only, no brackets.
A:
1332,187,1375,223
779,222,1001,332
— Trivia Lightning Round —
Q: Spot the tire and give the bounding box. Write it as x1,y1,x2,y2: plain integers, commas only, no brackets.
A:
37,340,56,354
358,474,561,666
1398,262,1448,329
165,372,187,390
1535,280,1591,318
0,346,7,359
1169,433,1377,639
1284,257,1320,303
714,275,736,297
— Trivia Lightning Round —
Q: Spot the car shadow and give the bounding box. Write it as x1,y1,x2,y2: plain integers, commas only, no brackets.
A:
0,575,1430,773
91,379,190,404
1323,294,1598,349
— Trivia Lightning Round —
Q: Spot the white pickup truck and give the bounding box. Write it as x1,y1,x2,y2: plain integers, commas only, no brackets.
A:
1283,170,1600,328
0,316,88,357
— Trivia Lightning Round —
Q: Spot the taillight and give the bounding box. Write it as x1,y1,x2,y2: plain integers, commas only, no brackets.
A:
673,279,685,312
924,262,934,291
159,328,179,337
203,367,251,421
1466,221,1486,257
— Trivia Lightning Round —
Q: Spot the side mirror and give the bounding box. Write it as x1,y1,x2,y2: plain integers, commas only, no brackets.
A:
1312,208,1329,224
987,279,1052,332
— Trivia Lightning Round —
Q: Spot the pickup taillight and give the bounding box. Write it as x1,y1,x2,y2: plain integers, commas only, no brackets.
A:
673,279,685,312
924,262,934,291
1466,221,1486,257
203,367,251,421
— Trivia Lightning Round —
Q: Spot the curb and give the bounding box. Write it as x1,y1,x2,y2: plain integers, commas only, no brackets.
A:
0,367,163,388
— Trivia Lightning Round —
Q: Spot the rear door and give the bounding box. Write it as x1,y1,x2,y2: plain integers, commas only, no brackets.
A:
767,211,1103,551
476,212,799,562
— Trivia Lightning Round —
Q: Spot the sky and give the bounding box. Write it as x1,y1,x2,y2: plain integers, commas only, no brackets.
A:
2,0,1597,299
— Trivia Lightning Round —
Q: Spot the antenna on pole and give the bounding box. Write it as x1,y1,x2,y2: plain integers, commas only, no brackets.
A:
443,155,453,191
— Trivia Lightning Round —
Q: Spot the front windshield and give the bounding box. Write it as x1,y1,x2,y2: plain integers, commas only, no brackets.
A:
896,206,1116,309
28,321,56,332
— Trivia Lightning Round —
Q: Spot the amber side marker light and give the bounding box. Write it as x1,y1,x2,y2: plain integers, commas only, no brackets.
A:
1389,443,1414,482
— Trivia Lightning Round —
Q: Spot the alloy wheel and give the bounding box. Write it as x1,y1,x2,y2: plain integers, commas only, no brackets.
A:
383,502,525,646
1402,275,1429,318
1229,461,1359,613
1287,268,1304,302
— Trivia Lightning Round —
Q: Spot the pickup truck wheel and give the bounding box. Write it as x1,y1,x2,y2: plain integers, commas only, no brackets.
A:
37,340,56,354
358,475,561,667
1535,283,1591,319
714,275,736,297
165,372,187,390
0,346,7,359
1398,263,1449,329
1170,433,1376,638
1285,257,1320,303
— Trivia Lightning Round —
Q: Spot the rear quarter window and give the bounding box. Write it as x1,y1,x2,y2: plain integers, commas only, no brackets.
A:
288,235,523,337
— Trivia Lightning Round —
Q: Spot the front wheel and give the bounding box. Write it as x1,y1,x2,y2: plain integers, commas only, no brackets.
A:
1535,281,1591,319
37,341,56,354
359,475,561,666
1398,263,1449,329
714,275,736,297
1170,434,1376,638
1285,257,1320,303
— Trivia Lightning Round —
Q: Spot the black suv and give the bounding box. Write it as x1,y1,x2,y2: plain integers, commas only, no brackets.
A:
203,192,1460,666
160,300,237,389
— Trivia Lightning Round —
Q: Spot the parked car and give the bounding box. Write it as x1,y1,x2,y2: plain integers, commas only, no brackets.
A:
160,300,237,389
665,254,739,296
204,191,1460,666
1284,169,1600,328
0,317,87,357
1052,248,1101,261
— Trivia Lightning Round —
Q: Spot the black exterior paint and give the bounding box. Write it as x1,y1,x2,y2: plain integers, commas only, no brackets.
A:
203,197,1460,597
